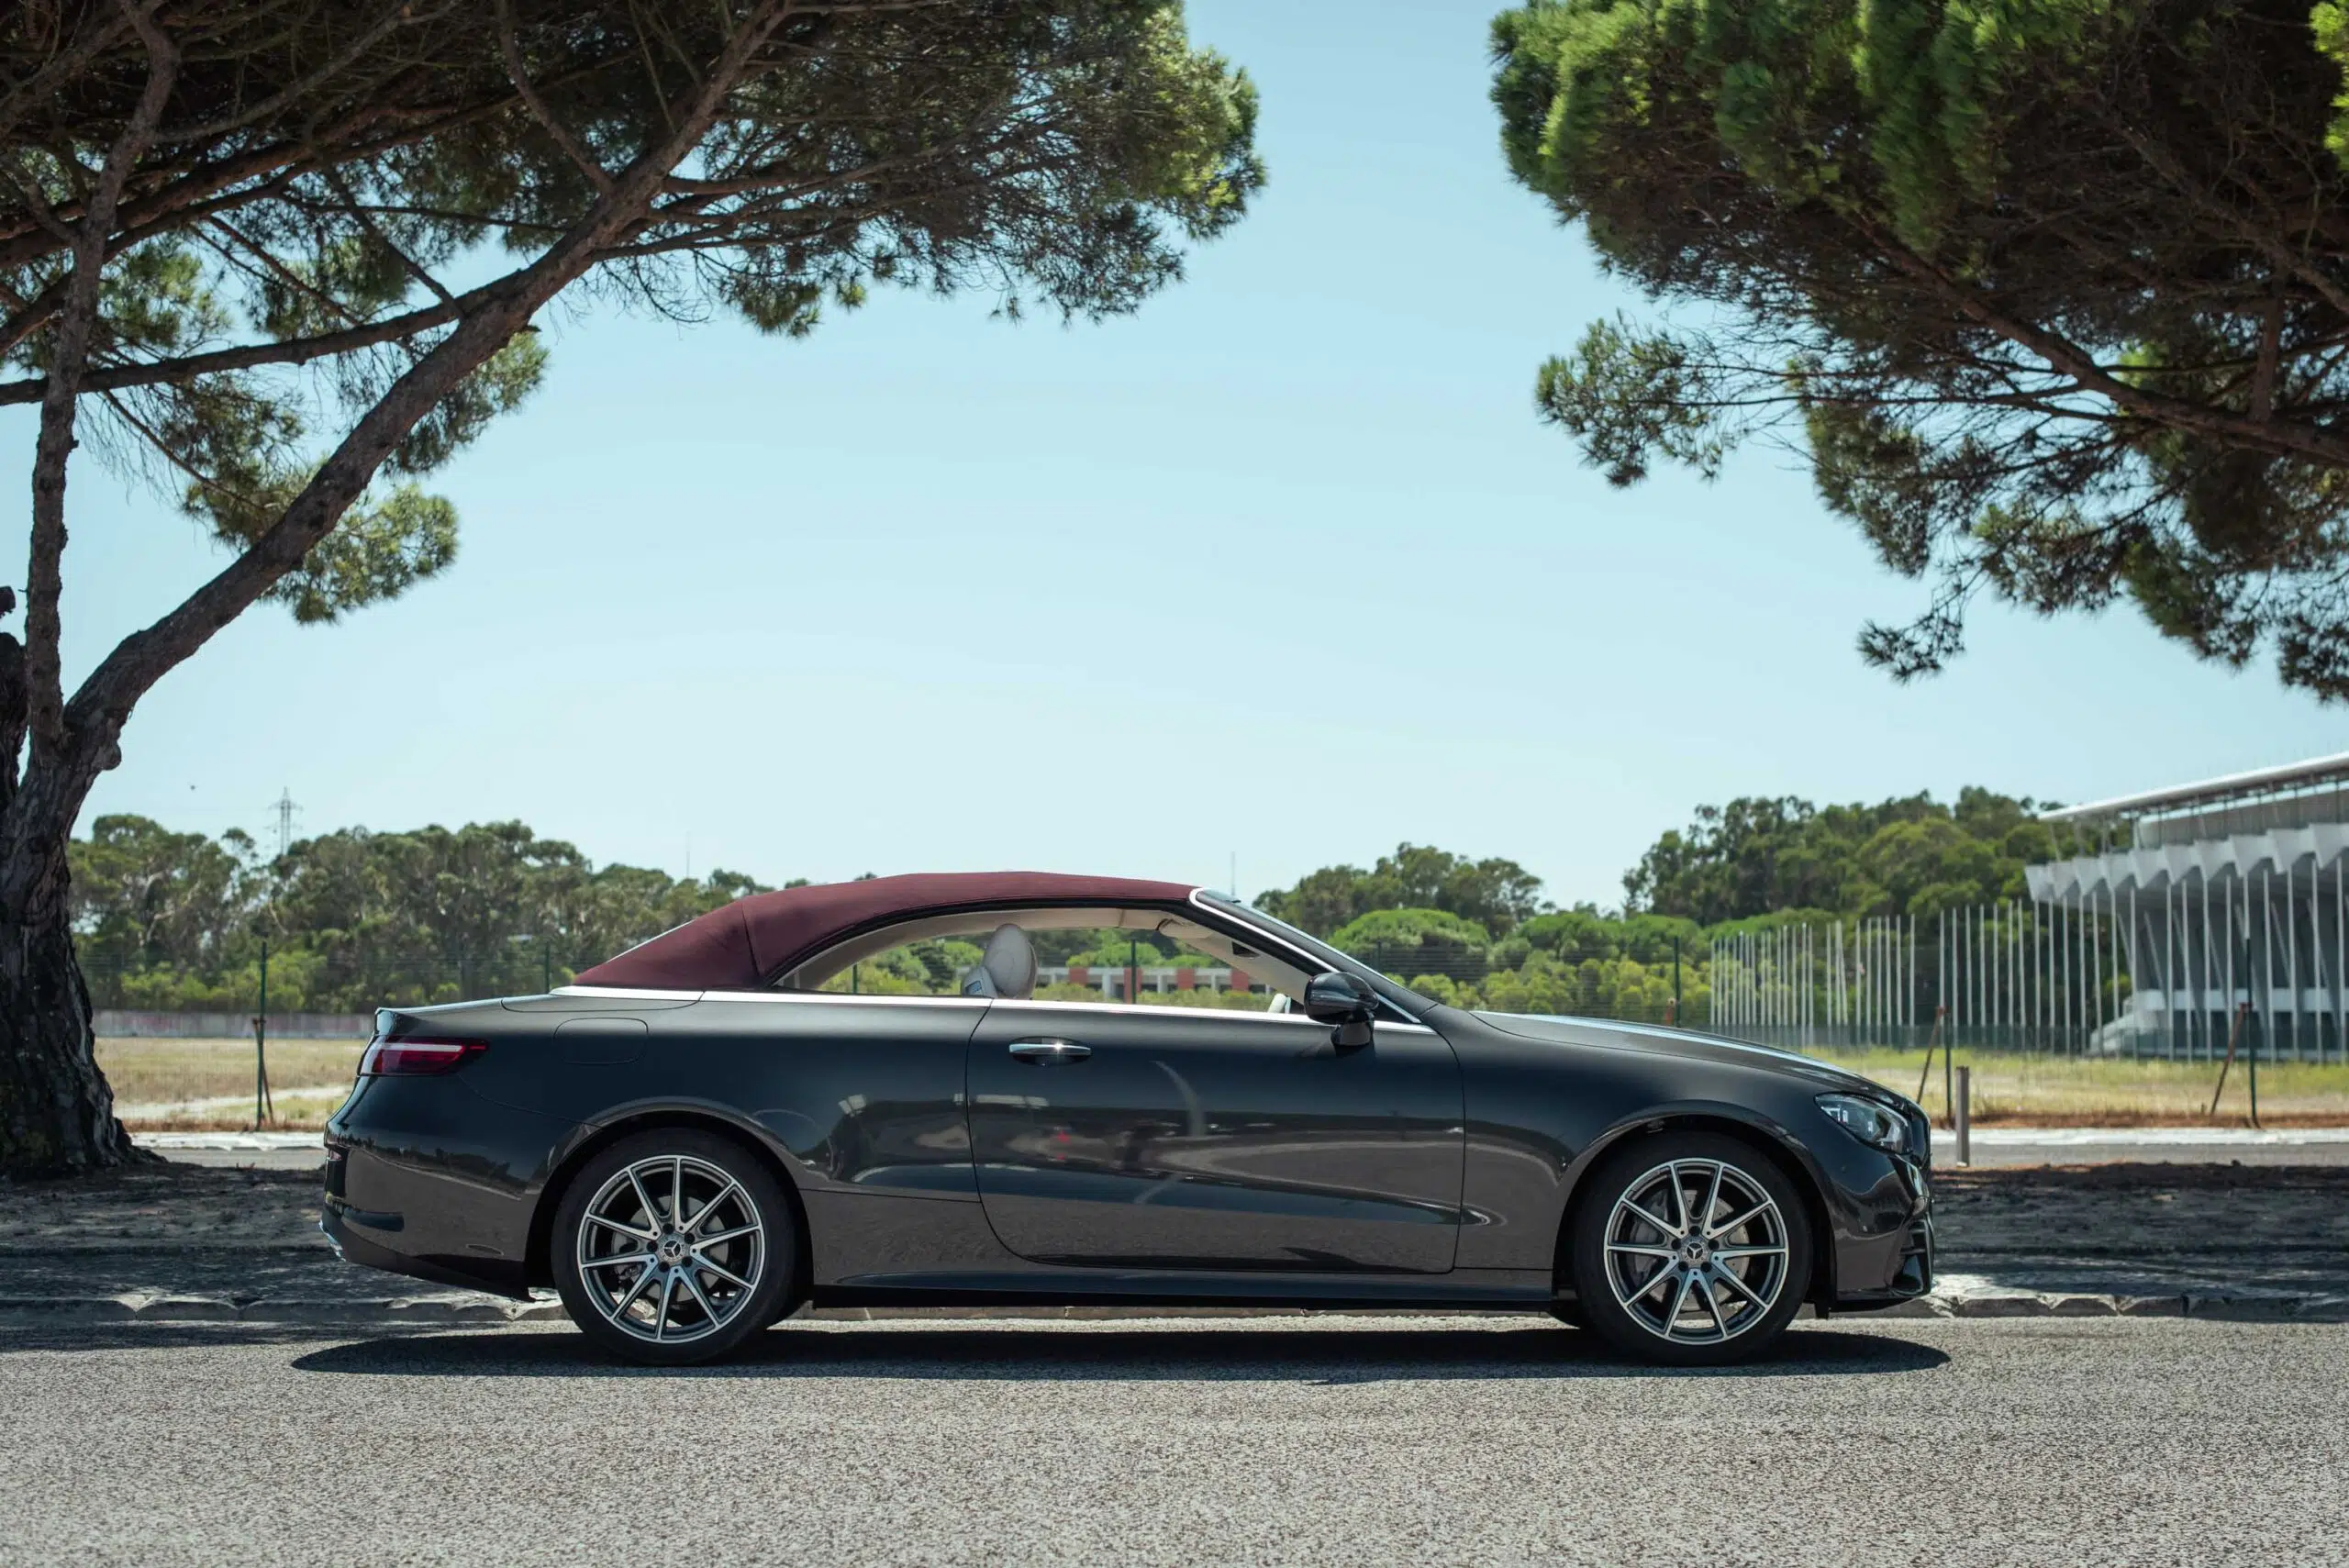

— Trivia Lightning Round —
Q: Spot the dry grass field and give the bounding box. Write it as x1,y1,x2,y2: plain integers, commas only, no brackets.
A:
97,1037,364,1129
92,1033,2349,1130
1810,1046,2349,1125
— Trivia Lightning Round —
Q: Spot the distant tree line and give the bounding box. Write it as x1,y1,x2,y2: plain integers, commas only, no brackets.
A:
74,787,2054,1017
1618,788,2063,926
1251,796,2049,1013
72,816,777,1012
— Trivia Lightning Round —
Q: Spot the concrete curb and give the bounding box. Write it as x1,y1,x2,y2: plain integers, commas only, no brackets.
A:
0,1291,2343,1328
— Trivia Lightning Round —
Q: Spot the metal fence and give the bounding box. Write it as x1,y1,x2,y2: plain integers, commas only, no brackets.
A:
1707,907,2345,1061
78,939,1703,1029
78,947,607,1016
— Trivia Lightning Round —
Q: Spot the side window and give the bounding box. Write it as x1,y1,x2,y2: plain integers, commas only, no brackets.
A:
1027,927,1274,1011
815,937,981,996
801,915,1285,1009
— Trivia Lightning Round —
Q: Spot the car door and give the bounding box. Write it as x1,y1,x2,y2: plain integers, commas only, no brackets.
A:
965,1000,1464,1273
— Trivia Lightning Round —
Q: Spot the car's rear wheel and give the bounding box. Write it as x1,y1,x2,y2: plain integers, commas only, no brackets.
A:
552,1129,796,1365
1569,1132,1811,1367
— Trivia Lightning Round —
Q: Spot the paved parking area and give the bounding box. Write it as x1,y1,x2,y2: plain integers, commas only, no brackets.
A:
0,1316,2342,1567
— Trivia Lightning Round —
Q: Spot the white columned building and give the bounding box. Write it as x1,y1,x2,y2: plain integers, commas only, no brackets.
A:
2026,752,2349,1061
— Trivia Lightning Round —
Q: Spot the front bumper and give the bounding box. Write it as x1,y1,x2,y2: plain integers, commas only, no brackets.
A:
1831,1152,1934,1310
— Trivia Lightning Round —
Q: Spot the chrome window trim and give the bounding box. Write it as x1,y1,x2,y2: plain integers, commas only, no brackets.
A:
552,986,706,1003
978,995,1437,1033
551,984,1436,1031
696,989,990,1008
556,985,996,1009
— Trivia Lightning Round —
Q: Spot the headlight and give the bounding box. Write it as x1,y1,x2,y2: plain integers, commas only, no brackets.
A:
1818,1093,1908,1151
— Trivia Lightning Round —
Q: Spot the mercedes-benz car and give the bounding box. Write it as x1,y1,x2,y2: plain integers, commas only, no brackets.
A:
322,872,1932,1365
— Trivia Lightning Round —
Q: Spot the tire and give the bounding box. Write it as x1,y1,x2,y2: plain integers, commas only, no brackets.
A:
551,1129,797,1366
1568,1131,1812,1367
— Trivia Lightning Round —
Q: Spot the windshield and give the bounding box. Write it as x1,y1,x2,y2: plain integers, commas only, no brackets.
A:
1194,891,1441,1018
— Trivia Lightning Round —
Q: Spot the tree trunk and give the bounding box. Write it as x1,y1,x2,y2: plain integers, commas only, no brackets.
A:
0,829,144,1175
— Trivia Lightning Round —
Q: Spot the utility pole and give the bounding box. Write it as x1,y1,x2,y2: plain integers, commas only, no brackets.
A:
270,787,299,860
252,933,273,1129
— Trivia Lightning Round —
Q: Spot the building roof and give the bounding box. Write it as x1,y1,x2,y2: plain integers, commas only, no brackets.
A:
2039,751,2349,824
570,871,1198,992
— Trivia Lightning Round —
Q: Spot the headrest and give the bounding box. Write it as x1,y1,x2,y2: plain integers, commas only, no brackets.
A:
961,923,1037,1000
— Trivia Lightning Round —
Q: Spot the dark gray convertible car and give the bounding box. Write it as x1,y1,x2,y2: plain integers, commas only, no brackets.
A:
323,872,1932,1365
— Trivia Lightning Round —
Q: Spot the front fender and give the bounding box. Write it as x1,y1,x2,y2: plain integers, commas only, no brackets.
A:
1551,1099,1844,1305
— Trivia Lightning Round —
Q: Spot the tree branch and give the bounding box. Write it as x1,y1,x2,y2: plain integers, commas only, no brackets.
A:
2251,287,2284,422
0,272,71,359
0,285,491,406
495,0,614,195
323,168,456,305
61,0,798,780
1856,216,2349,469
24,2,179,767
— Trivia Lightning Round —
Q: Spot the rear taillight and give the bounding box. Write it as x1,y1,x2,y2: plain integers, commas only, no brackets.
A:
358,1037,486,1076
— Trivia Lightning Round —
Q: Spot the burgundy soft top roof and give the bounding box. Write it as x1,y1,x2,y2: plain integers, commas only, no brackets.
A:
571,871,1199,992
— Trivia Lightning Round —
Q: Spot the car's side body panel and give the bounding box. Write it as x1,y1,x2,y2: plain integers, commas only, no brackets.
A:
326,983,1932,1315
967,1004,1464,1273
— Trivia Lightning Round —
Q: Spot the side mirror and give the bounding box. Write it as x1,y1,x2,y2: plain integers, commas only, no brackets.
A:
1302,972,1377,1048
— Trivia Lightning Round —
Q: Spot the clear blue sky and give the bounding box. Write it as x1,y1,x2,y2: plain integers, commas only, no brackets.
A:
22,0,2343,909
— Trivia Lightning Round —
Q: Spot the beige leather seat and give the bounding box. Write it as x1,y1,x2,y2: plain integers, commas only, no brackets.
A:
960,923,1038,999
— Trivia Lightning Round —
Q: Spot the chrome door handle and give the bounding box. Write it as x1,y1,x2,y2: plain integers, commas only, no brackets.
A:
1008,1039,1091,1065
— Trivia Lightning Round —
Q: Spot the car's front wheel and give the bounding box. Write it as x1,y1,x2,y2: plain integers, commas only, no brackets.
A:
551,1129,796,1365
1568,1132,1811,1366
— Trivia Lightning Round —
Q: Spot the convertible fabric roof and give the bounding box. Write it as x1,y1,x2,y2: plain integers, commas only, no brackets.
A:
570,871,1199,992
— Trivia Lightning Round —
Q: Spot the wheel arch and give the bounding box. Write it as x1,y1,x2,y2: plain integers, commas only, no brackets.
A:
1550,1108,1837,1310
527,1106,814,1309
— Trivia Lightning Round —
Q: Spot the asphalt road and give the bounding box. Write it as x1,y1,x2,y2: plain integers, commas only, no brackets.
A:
3,1316,2343,1567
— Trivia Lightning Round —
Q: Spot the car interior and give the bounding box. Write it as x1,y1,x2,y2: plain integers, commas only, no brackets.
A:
776,904,1326,1009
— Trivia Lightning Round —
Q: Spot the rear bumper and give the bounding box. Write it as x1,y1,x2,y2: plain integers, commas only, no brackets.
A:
320,1112,544,1299
319,1198,529,1299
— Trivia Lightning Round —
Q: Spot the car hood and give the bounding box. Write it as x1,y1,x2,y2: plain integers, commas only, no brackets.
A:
1471,1011,1895,1100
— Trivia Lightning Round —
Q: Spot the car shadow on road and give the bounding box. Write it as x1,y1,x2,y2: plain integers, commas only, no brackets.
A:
289,1321,1951,1382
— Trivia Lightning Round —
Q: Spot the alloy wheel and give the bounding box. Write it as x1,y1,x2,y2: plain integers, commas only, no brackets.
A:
1601,1158,1789,1346
574,1153,767,1345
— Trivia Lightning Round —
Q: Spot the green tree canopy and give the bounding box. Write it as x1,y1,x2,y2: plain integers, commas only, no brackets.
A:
69,815,257,974
1621,788,2055,923
1517,907,1702,967
1493,0,2349,697
1255,843,1546,936
1330,907,1496,985
71,815,774,1011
